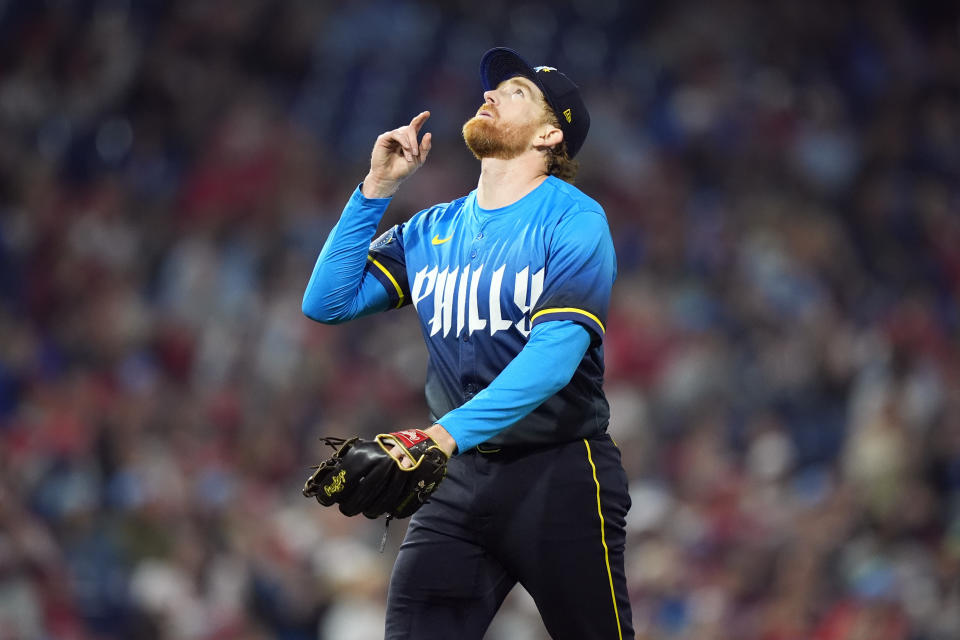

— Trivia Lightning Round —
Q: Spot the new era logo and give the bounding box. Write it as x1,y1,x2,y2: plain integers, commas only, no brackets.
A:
563,108,572,123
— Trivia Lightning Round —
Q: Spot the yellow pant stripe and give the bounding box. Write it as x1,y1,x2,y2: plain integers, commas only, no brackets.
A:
531,307,605,334
367,256,405,308
584,439,623,639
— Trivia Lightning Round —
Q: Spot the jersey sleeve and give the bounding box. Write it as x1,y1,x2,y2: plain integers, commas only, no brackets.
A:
365,223,411,309
436,320,592,453
302,185,398,323
530,210,616,341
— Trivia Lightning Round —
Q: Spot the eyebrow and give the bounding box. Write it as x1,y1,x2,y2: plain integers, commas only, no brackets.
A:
500,76,540,96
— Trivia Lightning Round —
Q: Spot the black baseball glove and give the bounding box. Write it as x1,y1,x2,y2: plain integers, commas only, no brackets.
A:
302,429,448,519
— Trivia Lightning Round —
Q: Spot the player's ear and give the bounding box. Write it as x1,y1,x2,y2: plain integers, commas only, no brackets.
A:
532,124,563,151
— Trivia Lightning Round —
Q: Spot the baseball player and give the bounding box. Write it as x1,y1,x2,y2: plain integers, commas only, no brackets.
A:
302,47,633,639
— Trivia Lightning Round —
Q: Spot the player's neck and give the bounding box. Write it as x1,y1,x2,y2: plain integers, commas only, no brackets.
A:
475,156,548,210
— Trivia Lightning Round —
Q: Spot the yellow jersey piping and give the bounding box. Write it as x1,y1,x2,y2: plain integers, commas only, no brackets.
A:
367,256,405,309
531,307,605,334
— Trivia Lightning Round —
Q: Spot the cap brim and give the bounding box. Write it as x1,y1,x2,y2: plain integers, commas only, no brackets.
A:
480,47,539,93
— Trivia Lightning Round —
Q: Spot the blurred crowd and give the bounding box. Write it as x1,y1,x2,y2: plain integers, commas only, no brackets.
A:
1,0,959,638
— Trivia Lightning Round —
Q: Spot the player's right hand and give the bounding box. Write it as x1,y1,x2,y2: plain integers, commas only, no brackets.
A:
362,111,432,199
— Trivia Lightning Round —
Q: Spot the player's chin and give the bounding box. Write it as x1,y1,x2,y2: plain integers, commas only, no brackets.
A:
463,115,491,132
463,117,487,144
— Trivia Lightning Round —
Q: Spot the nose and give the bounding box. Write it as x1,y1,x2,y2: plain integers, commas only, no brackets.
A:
483,89,497,105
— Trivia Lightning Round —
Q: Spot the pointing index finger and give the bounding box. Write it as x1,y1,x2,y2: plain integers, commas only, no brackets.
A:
410,110,431,133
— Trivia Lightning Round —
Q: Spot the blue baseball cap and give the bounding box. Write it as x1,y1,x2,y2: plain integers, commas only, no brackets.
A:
479,47,591,158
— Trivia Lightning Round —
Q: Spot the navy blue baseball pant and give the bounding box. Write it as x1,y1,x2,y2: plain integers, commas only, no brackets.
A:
385,434,634,639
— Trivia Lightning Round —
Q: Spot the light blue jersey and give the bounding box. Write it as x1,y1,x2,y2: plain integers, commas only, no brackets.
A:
304,176,616,450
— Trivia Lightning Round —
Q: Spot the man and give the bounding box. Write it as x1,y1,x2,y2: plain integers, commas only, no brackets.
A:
302,47,633,640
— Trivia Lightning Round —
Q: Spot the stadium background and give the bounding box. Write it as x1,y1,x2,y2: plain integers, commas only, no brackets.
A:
1,0,959,638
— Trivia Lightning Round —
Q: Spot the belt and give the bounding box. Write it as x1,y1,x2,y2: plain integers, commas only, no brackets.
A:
471,432,612,457
471,440,569,457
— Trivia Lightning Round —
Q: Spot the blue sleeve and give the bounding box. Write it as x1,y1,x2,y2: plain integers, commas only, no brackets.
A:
530,210,616,341
302,186,397,323
436,320,591,453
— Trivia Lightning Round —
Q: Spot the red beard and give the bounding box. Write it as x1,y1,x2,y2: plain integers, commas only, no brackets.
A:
462,111,540,160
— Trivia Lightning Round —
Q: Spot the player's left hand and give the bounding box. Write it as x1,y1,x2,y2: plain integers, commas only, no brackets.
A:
387,424,457,467
302,429,448,519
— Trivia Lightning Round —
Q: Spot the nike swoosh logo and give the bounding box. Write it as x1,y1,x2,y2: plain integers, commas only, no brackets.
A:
432,234,454,245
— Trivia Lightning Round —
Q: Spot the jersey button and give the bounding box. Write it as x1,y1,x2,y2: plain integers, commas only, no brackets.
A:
465,383,478,393
461,334,469,342
470,250,477,258
476,232,483,239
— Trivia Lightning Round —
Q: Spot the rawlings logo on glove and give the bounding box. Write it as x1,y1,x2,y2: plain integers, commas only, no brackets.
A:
302,429,448,519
